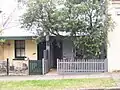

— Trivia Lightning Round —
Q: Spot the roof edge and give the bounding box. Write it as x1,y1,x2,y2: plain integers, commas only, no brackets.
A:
0,36,37,40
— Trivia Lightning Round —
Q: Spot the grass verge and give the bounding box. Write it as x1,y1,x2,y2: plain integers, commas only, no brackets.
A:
0,78,116,90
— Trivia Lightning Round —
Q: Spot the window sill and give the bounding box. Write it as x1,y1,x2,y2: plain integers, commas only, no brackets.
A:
13,58,25,60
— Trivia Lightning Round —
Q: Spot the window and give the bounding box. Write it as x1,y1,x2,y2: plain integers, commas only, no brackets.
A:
15,40,25,58
115,7,120,16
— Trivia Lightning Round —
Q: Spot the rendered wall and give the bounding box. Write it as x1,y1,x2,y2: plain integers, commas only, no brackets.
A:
0,40,37,62
62,39,73,59
25,40,37,60
108,2,120,72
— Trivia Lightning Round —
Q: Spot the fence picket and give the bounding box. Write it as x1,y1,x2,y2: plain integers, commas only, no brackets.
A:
57,59,107,74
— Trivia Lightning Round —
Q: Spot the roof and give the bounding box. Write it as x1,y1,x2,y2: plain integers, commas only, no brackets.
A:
112,0,120,4
0,24,87,40
0,36,35,40
0,26,36,40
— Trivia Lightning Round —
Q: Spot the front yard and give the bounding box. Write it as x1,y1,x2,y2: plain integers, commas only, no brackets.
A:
0,78,116,90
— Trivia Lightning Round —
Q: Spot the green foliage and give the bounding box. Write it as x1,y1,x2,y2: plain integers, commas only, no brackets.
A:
0,39,6,47
0,27,2,35
19,0,114,59
0,29,5,44
0,30,2,34
0,39,5,43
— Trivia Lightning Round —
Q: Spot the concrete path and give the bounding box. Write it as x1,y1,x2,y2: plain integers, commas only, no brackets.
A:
0,73,120,90
0,73,112,81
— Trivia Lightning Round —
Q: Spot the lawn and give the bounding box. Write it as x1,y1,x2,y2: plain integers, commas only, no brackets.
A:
0,78,116,90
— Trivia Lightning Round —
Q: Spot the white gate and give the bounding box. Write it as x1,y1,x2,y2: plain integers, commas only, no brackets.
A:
57,59,108,74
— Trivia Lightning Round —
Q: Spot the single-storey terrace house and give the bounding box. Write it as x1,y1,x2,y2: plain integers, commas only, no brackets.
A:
0,29,37,61
0,26,108,74
0,27,76,74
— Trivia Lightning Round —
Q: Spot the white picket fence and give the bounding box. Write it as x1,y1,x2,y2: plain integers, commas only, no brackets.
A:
57,59,108,74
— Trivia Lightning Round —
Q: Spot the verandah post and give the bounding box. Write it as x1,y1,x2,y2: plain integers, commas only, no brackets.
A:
42,58,44,75
57,59,58,73
28,60,30,75
6,58,9,75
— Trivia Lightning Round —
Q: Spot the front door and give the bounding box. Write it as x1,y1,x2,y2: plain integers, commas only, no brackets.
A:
52,39,62,68
37,41,46,60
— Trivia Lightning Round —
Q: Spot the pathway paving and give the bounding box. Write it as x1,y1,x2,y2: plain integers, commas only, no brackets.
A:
0,73,112,81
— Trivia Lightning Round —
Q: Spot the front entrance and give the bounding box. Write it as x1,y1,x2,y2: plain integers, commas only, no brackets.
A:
37,41,46,60
52,39,63,68
37,37,63,75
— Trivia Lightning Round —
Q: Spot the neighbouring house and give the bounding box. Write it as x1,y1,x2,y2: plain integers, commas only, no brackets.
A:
0,28,37,72
107,0,120,72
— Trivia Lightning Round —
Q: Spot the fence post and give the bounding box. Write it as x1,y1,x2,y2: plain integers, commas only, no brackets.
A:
28,60,30,75
6,58,9,75
104,59,108,72
42,58,44,75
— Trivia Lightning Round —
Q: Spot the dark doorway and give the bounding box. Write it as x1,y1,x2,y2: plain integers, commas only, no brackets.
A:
37,41,46,60
52,39,62,68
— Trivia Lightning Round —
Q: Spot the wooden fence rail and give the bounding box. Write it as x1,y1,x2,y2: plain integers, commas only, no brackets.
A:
57,59,108,74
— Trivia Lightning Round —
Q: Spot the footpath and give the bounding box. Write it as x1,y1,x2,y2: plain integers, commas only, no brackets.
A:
0,73,120,90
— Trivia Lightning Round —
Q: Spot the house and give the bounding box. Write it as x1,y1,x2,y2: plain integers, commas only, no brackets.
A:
0,28,37,73
0,26,75,75
0,31,37,61
0,28,107,75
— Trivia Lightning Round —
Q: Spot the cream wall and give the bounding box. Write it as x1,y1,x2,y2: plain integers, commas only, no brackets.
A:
108,2,120,72
0,45,4,60
25,40,37,60
0,40,37,61
3,40,14,62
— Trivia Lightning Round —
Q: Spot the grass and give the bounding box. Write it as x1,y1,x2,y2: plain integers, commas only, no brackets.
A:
0,78,116,90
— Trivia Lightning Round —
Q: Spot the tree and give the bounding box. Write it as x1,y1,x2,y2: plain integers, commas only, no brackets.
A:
19,0,114,59
0,8,17,47
0,28,2,34
0,10,2,34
